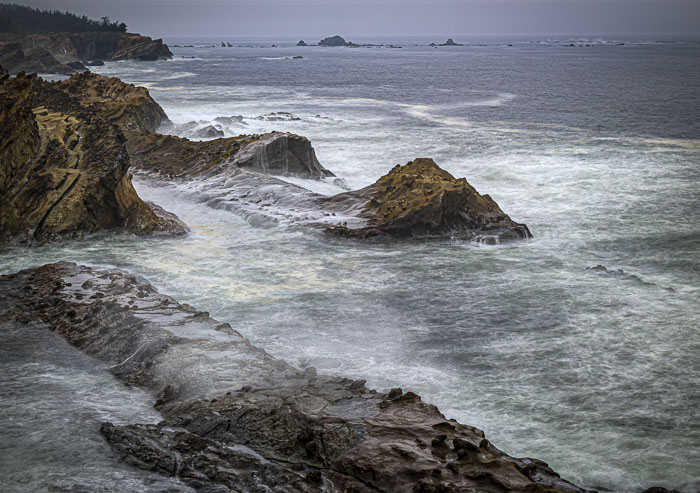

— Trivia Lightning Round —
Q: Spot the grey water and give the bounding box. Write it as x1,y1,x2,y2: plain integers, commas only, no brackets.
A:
1,37,699,492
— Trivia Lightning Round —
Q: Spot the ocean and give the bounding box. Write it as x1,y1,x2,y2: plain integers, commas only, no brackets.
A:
1,36,698,492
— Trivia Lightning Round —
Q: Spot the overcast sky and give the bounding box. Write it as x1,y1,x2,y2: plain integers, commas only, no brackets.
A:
14,0,700,38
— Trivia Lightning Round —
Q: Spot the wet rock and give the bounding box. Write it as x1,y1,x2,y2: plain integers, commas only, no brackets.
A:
439,38,464,46
297,40,308,46
191,125,224,139
319,35,358,47
126,130,334,179
0,262,594,493
0,72,187,245
324,158,532,240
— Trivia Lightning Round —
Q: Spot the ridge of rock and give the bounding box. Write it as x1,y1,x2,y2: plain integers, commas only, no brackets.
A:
0,262,593,493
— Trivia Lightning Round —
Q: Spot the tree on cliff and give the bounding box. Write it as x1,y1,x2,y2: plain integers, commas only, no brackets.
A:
0,3,127,33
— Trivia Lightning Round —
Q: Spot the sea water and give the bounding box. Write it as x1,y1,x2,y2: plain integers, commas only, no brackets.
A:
1,36,698,492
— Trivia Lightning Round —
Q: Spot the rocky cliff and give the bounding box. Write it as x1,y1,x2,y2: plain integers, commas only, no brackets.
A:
0,261,593,493
0,71,186,245
0,32,172,74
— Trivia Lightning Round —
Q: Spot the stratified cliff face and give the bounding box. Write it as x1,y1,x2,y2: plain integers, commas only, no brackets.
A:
0,32,172,74
325,158,533,240
126,130,335,179
0,262,593,493
32,72,168,132
0,72,186,245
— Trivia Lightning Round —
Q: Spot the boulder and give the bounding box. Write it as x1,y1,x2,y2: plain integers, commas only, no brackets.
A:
0,72,186,245
0,261,593,493
324,158,532,240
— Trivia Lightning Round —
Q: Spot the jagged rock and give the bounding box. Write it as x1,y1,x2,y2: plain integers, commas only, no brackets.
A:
297,40,308,46
324,158,532,240
0,262,593,493
226,42,233,48
31,71,168,131
0,72,186,245
0,33,172,74
191,125,224,139
126,130,334,179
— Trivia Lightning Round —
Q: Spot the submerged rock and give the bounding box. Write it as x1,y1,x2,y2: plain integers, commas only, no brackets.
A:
0,72,186,245
324,158,532,240
0,262,593,493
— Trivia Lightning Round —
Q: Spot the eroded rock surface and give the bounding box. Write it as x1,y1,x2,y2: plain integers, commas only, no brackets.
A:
31,71,168,131
126,130,334,179
324,158,532,241
0,71,186,244
0,262,591,493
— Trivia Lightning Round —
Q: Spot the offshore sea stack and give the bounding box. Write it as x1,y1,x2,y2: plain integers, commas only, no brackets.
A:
0,71,186,245
0,261,592,493
325,158,532,240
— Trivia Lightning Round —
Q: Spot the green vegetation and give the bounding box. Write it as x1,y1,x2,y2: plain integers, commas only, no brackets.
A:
0,3,127,33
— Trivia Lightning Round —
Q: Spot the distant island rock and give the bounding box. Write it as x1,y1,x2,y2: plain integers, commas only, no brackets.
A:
439,38,464,46
319,35,358,47
296,40,308,46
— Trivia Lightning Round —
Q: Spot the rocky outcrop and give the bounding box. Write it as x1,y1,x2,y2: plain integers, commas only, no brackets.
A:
297,40,308,46
31,71,168,132
439,38,463,46
0,41,86,74
0,72,186,245
126,130,334,179
324,158,532,240
0,32,172,74
319,35,358,47
0,261,592,493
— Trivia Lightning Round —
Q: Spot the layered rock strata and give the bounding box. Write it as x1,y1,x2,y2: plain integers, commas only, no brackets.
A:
0,71,186,244
0,32,172,74
0,262,591,493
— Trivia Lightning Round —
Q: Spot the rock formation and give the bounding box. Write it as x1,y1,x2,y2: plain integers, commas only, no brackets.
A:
0,32,172,74
0,261,593,493
126,130,334,179
31,71,168,132
439,38,464,46
319,35,358,47
297,40,308,46
0,71,186,245
324,158,532,240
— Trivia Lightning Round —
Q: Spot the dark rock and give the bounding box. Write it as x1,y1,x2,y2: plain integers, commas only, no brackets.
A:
221,41,225,47
0,73,187,245
293,55,303,59
319,35,357,47
0,262,595,493
84,60,104,66
297,40,308,46
0,41,87,74
191,125,224,139
226,42,233,48
439,38,464,46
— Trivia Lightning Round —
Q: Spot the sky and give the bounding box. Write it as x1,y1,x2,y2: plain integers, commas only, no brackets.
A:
13,0,700,39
